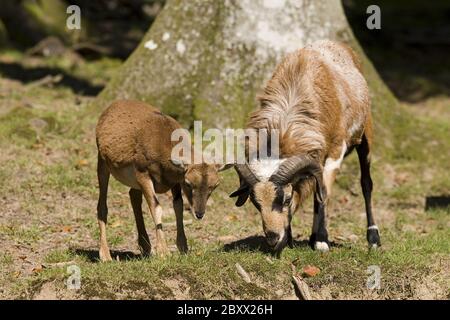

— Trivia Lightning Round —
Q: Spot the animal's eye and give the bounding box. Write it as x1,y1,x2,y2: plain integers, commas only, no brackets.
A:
283,194,292,206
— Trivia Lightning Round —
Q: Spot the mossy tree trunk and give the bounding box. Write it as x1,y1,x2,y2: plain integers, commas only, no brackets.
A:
95,0,398,139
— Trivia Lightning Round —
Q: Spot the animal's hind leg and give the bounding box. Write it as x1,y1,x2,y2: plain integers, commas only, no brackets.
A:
97,153,112,262
135,169,169,256
356,131,381,249
129,188,151,256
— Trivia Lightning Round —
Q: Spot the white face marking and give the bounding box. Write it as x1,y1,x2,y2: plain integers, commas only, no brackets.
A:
324,141,347,173
314,241,330,252
249,159,286,181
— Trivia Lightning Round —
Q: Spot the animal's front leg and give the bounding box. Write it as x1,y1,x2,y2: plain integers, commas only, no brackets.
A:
129,188,151,256
310,141,345,252
287,191,300,249
135,169,169,257
310,195,330,252
172,184,188,253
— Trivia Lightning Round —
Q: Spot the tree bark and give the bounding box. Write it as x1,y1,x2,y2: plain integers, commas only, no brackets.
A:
94,0,397,138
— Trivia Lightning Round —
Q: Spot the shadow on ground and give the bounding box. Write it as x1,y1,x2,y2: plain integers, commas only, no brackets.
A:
425,196,450,211
71,248,143,262
0,62,103,96
222,235,342,254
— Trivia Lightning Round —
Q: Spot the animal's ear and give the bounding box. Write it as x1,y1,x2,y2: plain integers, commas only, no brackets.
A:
229,185,250,207
229,185,248,197
216,163,234,172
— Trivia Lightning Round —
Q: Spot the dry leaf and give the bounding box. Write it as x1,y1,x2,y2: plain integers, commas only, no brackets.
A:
77,159,89,167
302,265,320,277
227,214,238,221
61,225,73,233
32,265,44,273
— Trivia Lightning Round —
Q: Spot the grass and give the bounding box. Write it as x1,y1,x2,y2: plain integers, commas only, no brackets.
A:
13,213,449,299
0,50,449,299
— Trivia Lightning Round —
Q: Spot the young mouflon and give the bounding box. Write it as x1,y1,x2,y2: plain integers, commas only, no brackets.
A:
95,100,227,261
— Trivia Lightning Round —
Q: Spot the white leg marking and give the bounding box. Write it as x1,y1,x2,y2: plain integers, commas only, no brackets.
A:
368,225,379,231
314,241,330,252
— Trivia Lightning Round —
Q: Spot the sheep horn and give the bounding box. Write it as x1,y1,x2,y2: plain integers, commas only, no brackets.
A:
269,155,326,202
235,163,260,186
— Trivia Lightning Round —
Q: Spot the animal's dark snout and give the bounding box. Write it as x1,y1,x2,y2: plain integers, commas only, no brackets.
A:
265,231,280,247
195,211,204,220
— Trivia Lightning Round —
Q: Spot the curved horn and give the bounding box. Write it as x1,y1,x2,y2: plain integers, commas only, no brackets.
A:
235,163,260,186
269,155,326,203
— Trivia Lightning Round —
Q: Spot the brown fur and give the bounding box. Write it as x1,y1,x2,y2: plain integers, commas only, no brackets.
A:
249,40,370,199
95,100,222,260
233,40,373,251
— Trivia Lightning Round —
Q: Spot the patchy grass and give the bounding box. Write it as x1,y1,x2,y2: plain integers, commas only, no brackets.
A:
0,50,448,300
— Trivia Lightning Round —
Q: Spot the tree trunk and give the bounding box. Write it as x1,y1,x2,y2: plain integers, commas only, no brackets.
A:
94,0,397,138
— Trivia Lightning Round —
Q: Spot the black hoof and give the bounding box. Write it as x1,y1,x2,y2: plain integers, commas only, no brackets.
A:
367,226,381,247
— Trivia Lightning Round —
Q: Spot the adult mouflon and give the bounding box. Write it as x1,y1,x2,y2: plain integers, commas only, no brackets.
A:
230,40,381,255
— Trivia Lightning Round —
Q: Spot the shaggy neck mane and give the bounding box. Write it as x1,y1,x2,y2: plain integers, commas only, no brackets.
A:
247,52,325,158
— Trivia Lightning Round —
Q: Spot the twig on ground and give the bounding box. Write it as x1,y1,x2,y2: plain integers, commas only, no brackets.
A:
291,263,313,300
235,263,251,283
43,261,76,268
26,74,63,89
292,275,312,300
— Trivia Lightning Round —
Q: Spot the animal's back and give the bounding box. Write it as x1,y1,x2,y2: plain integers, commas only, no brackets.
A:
96,100,181,166
252,40,370,158
304,40,370,141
